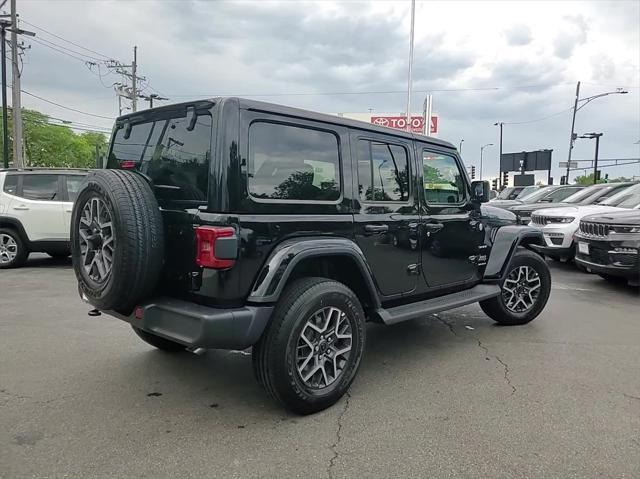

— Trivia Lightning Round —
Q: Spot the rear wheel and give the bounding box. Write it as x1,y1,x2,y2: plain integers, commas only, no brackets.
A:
0,228,28,269
252,277,366,415
480,249,551,325
131,326,185,352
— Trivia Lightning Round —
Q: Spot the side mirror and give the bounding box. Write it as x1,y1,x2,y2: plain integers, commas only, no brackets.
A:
470,180,490,203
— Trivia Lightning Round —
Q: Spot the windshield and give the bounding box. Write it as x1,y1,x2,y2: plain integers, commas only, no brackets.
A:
496,187,515,199
515,186,538,199
600,184,640,207
108,105,215,206
562,185,605,204
520,186,558,203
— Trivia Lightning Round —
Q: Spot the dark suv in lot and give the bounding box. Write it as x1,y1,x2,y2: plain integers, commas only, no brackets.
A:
71,98,551,414
575,210,640,286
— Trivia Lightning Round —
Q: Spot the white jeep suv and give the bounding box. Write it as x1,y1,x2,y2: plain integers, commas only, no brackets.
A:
529,183,640,261
0,169,88,268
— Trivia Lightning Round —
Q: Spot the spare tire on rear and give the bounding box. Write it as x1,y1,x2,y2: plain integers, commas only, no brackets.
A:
71,170,164,314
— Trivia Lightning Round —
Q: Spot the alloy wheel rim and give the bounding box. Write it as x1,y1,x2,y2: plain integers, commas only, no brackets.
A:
0,233,18,264
296,306,353,389
502,265,541,313
79,197,115,283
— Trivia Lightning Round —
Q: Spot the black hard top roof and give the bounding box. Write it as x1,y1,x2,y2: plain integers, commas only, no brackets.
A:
117,97,456,151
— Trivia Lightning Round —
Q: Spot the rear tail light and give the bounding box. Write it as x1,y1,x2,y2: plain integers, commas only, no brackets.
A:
194,226,237,269
120,160,137,169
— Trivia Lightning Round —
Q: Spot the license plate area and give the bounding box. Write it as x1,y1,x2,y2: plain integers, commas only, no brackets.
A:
578,242,589,255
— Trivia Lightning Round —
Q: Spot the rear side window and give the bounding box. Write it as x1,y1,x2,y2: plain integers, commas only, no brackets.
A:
109,112,212,204
546,187,581,202
22,175,59,201
3,174,18,195
66,176,86,202
357,139,409,202
248,122,341,202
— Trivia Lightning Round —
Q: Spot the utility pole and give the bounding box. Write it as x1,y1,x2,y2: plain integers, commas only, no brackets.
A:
141,93,168,109
1,18,10,168
494,122,504,189
131,46,137,112
10,0,21,166
566,81,581,184
7,0,34,168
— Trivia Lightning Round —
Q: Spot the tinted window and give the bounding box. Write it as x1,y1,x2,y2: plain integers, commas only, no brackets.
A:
109,113,212,204
601,184,640,206
22,175,59,201
357,140,409,202
546,187,582,202
66,176,86,202
2,174,18,195
423,151,466,204
248,122,340,201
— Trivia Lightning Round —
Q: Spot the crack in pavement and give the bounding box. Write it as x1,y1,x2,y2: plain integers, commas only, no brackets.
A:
433,315,458,337
327,391,351,479
623,393,640,401
478,340,517,397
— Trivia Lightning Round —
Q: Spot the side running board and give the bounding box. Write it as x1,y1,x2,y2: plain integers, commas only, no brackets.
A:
376,284,501,325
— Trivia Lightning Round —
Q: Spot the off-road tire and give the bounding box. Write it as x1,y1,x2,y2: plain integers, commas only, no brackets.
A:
480,249,551,325
252,277,366,415
0,227,28,269
131,326,185,352
71,170,164,314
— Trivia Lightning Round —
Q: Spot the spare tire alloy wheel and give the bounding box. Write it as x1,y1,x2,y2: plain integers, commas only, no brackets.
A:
0,233,18,265
79,197,115,284
296,306,352,389
501,265,541,313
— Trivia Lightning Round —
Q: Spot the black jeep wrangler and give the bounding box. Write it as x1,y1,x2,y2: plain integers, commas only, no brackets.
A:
71,98,551,414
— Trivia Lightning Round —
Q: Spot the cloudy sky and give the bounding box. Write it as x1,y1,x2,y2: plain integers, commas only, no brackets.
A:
13,0,640,181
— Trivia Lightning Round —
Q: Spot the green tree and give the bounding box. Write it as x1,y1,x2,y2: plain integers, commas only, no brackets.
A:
1,107,108,168
574,173,607,185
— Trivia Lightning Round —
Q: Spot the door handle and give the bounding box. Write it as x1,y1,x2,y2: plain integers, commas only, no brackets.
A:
364,224,389,233
13,205,29,210
424,223,444,232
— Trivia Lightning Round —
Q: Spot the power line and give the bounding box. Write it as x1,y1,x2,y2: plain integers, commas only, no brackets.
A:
19,18,115,60
20,89,115,119
29,35,106,62
162,82,576,98
502,106,575,125
29,36,89,63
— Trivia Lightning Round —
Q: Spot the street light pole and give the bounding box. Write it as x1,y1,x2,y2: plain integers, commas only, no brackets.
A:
566,82,627,183
458,139,464,154
405,0,415,132
494,122,503,188
480,143,493,180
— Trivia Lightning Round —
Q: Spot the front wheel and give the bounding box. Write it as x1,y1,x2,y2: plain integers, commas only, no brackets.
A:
480,249,551,325
252,277,366,415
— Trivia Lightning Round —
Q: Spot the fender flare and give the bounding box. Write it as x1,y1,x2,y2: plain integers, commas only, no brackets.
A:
247,236,381,308
0,216,30,245
483,225,545,281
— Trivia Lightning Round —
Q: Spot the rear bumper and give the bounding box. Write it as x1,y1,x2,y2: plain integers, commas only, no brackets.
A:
107,298,273,350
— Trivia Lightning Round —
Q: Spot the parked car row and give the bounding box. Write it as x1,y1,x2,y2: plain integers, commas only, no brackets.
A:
490,182,640,286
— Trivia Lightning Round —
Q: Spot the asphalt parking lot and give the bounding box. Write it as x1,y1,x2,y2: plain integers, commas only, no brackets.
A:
1,255,639,478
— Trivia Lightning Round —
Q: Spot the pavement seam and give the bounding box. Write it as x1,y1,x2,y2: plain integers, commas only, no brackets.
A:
433,315,458,337
327,390,351,479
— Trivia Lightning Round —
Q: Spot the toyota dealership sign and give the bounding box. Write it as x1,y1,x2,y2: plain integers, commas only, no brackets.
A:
337,112,439,135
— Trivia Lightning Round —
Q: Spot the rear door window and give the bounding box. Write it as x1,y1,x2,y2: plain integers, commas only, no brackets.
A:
247,121,341,202
108,111,213,205
356,139,409,202
21,175,60,201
